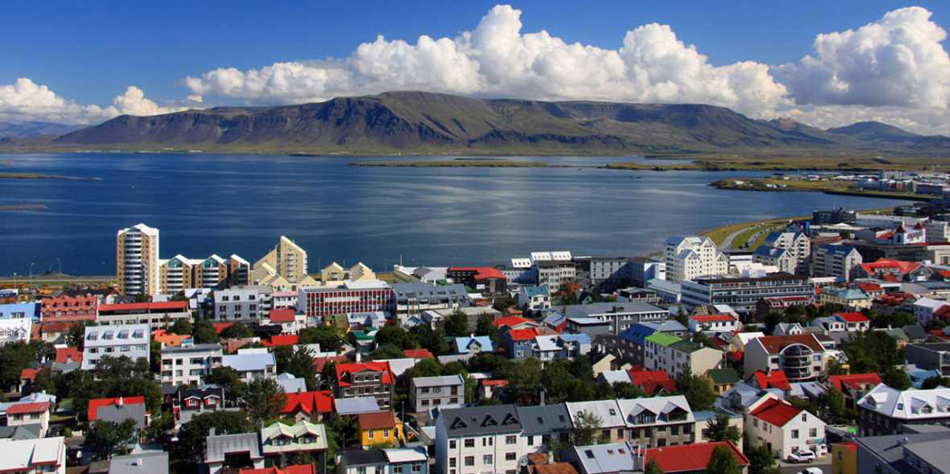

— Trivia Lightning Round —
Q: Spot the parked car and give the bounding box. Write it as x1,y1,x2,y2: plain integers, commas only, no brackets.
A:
798,468,823,474
788,451,817,463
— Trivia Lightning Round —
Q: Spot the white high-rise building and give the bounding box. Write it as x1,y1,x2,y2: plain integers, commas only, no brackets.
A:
664,236,729,283
116,223,160,296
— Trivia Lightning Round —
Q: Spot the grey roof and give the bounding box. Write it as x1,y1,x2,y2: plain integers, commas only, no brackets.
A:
109,452,169,474
161,343,222,354
904,325,930,341
441,404,522,436
855,431,950,474
565,302,667,318
221,352,275,372
411,375,465,388
437,353,475,365
335,397,381,415
516,404,573,435
571,442,639,474
904,438,950,470
205,433,262,463
392,283,468,298
97,404,147,430
277,373,308,394
0,424,40,440
342,450,389,466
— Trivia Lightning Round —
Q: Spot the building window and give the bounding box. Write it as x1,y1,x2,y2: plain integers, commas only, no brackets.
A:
465,457,475,467
464,439,475,448
791,429,799,439
449,440,456,449
449,459,456,468
506,435,517,445
809,428,817,437
483,455,493,465
506,453,517,461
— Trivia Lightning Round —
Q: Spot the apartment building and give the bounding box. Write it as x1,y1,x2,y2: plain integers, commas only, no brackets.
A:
392,283,469,316
746,398,827,459
856,385,950,436
564,302,669,335
40,295,97,323
618,396,696,448
340,448,429,474
665,236,729,283
447,267,507,296
630,257,666,287
0,319,32,346
535,260,576,295
251,235,309,285
160,343,223,387
763,230,811,273
905,343,950,377
812,244,864,282
96,300,190,327
743,334,829,382
586,257,632,290
213,285,273,323
260,420,328,464
854,429,950,474
335,362,395,410
516,404,573,454
435,405,525,474
681,273,814,314
82,324,150,370
298,281,395,319
116,223,160,296
820,287,872,310
160,255,200,294
643,333,723,379
196,255,229,289
410,375,465,413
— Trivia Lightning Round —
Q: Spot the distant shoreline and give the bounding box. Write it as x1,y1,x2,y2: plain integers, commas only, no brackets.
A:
0,172,99,181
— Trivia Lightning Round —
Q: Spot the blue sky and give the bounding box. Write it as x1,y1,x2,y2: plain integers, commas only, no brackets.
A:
2,1,949,133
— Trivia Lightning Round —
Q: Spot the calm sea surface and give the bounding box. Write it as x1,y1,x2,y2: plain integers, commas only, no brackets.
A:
0,153,913,276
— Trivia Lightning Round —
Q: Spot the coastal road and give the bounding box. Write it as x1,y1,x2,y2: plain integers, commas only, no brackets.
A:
719,228,748,250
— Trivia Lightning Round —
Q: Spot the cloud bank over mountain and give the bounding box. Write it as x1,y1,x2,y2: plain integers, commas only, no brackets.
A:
4,5,949,134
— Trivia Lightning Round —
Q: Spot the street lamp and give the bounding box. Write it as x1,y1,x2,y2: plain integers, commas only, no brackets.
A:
29,262,34,281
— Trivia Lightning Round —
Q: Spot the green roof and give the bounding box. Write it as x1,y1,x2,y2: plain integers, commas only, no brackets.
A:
670,340,704,353
707,368,741,385
351,330,376,341
877,328,909,341
645,333,682,347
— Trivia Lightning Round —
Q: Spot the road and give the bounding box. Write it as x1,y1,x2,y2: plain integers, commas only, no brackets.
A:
780,460,831,474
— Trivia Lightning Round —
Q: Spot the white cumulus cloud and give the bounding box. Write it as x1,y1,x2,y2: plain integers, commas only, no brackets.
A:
0,78,187,125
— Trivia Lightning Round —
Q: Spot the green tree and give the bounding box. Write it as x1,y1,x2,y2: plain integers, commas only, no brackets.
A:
282,346,319,390
571,410,603,446
409,323,450,356
176,411,253,465
299,327,343,351
192,320,218,344
922,376,950,390
646,460,664,474
706,413,741,444
675,373,716,411
841,331,903,373
370,344,405,360
706,445,741,474
375,325,413,350
244,377,286,426
86,419,137,460
444,311,471,338
169,318,193,335
475,314,495,337
67,322,87,349
747,444,781,474
144,412,175,443
882,367,912,391
220,322,253,339
205,366,246,403
613,382,647,400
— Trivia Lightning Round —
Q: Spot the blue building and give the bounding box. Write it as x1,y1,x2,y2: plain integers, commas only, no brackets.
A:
0,303,39,321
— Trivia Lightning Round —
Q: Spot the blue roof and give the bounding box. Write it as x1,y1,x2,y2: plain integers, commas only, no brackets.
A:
817,244,857,256
453,336,493,354
825,287,868,299
559,333,590,344
521,285,549,297
542,311,566,327
619,320,685,345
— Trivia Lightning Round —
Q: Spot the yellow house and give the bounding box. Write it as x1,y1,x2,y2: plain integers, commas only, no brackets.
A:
358,411,404,448
831,442,857,474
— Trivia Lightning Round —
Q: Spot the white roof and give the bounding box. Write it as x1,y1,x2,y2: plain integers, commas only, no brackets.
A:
735,332,765,345
914,297,948,310
511,258,532,269
566,400,625,428
599,370,632,385
0,437,64,471
551,251,573,261
221,352,275,372
857,384,950,420
534,335,561,352
617,395,694,427
531,252,552,261
384,448,428,463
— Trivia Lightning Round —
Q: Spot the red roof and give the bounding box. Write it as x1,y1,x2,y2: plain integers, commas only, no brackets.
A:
358,411,398,430
750,398,802,426
646,441,749,473
213,322,235,334
481,379,509,387
859,259,922,275
836,312,870,323
268,308,296,323
88,396,146,420
753,370,791,391
403,349,434,359
19,368,39,381
628,370,676,394
857,283,883,293
55,347,83,363
493,316,533,328
690,314,736,323
336,362,394,387
7,402,49,415
449,266,506,280
935,305,950,320
754,335,824,354
828,373,882,392
508,328,539,341
313,355,348,373
282,390,334,415
98,301,187,312
262,334,299,347
241,466,317,474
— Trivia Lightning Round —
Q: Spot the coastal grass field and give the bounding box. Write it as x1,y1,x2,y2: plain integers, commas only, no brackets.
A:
712,177,931,201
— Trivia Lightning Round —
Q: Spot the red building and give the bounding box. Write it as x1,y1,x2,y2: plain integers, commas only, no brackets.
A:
447,267,507,295
40,295,98,323
299,285,394,318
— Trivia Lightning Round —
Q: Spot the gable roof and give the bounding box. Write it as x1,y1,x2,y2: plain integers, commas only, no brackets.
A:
441,405,522,436
493,316,534,328
88,396,146,420
7,402,49,415
753,370,791,391
827,373,882,392
508,328,539,341
336,362,394,387
646,441,749,473
358,411,398,430
516,404,573,435
54,347,82,363
282,391,334,416
835,312,870,323
752,334,824,354
627,371,675,394
403,349,434,359
750,398,802,427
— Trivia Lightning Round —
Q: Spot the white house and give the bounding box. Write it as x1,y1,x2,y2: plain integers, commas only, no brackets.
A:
0,318,32,346
0,437,66,474
220,349,277,382
517,286,551,312
688,314,739,334
435,405,524,474
745,398,826,460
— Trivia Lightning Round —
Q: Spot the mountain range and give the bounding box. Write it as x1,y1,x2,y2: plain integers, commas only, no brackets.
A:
3,91,948,155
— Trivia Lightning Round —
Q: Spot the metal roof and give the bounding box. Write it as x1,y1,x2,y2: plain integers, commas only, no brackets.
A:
440,405,523,436
517,404,573,435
